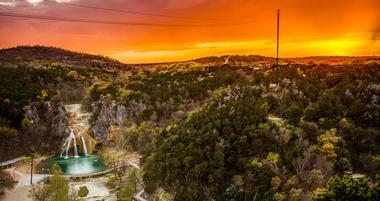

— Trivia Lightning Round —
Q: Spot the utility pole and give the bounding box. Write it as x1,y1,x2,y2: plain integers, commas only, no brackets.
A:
276,9,280,86
30,154,34,185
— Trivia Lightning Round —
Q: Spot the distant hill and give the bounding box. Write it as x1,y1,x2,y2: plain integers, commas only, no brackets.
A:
0,46,130,71
285,56,380,65
192,55,380,65
192,55,276,64
1,46,379,70
135,55,380,68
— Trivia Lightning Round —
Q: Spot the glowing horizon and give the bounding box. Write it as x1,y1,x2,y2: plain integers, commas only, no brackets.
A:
0,0,379,63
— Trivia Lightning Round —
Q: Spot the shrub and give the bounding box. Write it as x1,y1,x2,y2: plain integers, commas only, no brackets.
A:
78,186,89,197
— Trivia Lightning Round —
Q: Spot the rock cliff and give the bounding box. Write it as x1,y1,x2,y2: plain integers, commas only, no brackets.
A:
23,101,69,137
90,98,127,144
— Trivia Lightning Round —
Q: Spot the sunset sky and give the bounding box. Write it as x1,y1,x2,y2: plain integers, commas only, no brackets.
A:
0,0,379,63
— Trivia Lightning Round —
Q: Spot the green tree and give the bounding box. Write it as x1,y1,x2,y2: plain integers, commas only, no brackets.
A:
284,103,303,125
47,164,77,201
119,168,140,201
102,149,128,183
311,176,372,201
372,176,380,200
273,192,287,201
317,129,343,160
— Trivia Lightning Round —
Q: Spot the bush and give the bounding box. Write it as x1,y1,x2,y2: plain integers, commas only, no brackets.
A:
0,171,15,193
21,118,32,128
67,70,79,79
78,186,89,197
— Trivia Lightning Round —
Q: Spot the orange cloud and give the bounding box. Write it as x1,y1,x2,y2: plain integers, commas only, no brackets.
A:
0,0,379,63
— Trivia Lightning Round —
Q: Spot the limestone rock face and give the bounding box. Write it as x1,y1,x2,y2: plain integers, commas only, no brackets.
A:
90,98,127,144
51,102,70,137
23,105,40,124
23,101,69,137
90,95,150,145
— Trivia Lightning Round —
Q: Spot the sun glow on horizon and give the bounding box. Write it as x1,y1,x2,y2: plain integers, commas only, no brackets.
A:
99,36,380,63
1,0,379,63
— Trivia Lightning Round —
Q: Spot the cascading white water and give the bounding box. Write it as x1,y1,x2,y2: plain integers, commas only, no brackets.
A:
60,135,70,158
72,130,79,158
60,104,91,159
81,132,88,155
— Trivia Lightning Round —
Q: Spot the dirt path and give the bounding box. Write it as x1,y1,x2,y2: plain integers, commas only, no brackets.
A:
1,186,32,201
1,166,47,201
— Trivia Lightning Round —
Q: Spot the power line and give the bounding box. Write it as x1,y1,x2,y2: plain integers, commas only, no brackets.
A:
45,0,271,23
45,0,219,21
0,11,271,27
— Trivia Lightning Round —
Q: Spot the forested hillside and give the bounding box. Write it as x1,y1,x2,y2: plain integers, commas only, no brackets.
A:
0,46,129,71
0,47,379,200
85,57,380,200
0,46,122,160
138,63,380,200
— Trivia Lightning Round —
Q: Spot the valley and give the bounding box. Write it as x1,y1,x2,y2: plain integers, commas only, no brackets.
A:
0,46,380,201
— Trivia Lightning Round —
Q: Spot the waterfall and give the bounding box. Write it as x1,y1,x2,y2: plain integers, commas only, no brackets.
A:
72,130,79,158
81,133,88,155
60,104,91,159
65,137,72,159
60,137,70,157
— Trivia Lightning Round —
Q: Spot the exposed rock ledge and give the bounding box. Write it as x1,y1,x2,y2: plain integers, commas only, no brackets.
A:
23,101,69,137
90,97,127,145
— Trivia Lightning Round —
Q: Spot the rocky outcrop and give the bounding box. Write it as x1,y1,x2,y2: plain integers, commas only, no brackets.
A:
23,105,40,124
23,101,69,137
90,98,127,144
51,102,70,137
90,95,151,145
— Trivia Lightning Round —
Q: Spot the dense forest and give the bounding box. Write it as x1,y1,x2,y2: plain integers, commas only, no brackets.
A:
140,64,380,201
1,46,380,200
0,46,121,159
87,57,380,200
